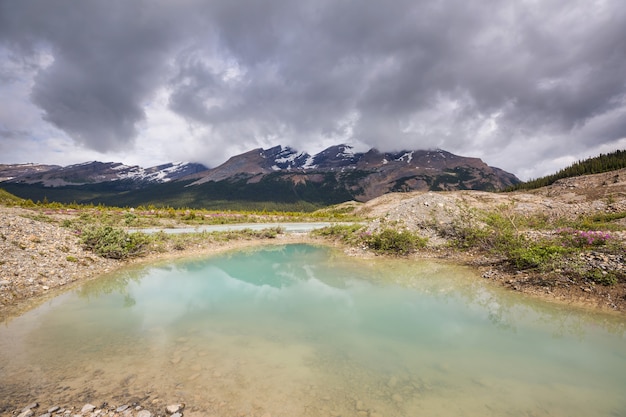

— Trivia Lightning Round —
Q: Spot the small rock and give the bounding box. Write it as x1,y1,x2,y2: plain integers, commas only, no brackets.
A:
136,410,152,417
47,407,60,414
37,413,51,417
116,405,130,412
171,413,182,417
22,403,39,412
81,404,96,413
17,410,34,417
166,404,184,414
0,280,10,286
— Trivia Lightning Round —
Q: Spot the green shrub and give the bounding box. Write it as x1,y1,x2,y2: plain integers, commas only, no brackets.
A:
80,225,150,259
508,243,569,270
364,228,427,255
312,224,364,243
124,212,137,225
585,269,618,286
253,226,284,239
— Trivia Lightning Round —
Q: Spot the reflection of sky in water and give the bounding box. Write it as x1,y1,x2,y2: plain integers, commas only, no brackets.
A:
2,244,626,416
129,257,358,331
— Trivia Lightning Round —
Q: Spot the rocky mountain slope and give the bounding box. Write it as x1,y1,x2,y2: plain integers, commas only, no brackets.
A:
0,163,61,182
0,145,519,207
1,161,208,188
188,144,519,198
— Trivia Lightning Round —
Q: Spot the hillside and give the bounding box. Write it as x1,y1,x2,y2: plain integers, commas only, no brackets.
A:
507,149,626,191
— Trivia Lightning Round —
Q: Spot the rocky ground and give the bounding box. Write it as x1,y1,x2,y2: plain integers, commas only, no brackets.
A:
353,168,626,312
0,207,120,318
13,401,190,417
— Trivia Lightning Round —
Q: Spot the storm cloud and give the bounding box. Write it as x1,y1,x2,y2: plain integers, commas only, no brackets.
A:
0,0,625,179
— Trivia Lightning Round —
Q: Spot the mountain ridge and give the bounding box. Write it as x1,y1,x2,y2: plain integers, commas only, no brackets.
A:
1,161,209,188
0,144,520,208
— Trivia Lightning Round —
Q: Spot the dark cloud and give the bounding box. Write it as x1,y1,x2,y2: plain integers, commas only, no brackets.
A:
0,0,184,151
0,0,625,177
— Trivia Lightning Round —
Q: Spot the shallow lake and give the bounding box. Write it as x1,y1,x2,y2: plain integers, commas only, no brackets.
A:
1,244,625,416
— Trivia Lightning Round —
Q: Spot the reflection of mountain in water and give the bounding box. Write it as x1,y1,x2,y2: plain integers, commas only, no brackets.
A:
186,244,335,289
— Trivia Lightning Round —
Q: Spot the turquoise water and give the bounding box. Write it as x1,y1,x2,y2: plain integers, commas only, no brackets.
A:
1,244,625,416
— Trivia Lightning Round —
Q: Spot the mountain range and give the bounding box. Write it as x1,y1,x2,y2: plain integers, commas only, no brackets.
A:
0,145,520,210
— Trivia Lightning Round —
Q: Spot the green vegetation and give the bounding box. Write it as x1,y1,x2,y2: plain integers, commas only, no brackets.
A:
78,223,286,259
442,204,625,285
79,225,151,259
507,149,626,191
364,228,428,255
0,188,24,205
313,224,428,256
311,224,365,245
0,187,361,229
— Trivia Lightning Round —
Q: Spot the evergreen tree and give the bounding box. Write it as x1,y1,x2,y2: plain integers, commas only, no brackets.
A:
506,149,626,191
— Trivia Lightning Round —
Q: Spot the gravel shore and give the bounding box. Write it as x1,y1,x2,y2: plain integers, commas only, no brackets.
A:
0,207,120,319
12,401,188,417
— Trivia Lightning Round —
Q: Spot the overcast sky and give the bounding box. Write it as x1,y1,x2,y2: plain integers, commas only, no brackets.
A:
0,0,625,180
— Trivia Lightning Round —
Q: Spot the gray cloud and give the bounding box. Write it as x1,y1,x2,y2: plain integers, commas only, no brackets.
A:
0,0,625,178
1,0,183,151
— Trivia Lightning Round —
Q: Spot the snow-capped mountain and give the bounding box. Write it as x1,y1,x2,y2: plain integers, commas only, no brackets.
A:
0,144,520,207
0,163,61,182
189,144,519,197
0,161,208,188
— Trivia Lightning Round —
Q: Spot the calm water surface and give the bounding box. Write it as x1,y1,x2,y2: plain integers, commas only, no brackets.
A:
1,244,625,416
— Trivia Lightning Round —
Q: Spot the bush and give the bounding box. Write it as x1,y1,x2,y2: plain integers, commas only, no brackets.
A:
508,243,569,270
364,228,427,255
570,230,613,247
585,269,618,286
80,225,150,259
311,224,364,244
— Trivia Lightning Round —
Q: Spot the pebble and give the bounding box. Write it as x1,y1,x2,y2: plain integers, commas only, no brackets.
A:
165,404,184,414
22,402,39,412
11,401,171,417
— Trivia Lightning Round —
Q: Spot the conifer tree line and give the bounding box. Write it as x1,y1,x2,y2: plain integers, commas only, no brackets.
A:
507,149,626,191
